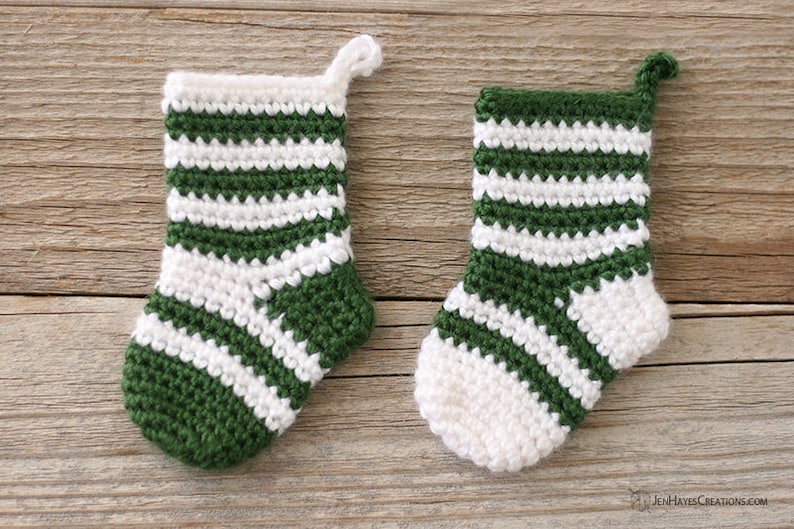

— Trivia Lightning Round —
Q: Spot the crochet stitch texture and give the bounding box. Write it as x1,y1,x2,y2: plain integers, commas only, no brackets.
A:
122,35,382,469
415,53,679,472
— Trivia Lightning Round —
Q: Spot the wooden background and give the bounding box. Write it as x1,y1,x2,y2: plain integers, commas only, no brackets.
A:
2,2,793,527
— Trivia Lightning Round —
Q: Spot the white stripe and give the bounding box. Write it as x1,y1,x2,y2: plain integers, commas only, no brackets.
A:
164,135,346,172
260,227,354,292
443,283,601,409
472,169,649,208
163,275,326,386
415,329,569,472
155,235,355,385
162,71,346,117
159,228,353,295
133,311,297,434
473,118,652,156
471,218,649,267
167,184,346,232
567,272,670,370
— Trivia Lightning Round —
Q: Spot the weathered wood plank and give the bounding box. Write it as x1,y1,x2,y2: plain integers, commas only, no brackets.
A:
3,0,793,19
1,7,793,302
2,296,793,383
2,3,793,528
1,296,793,528
1,189,792,301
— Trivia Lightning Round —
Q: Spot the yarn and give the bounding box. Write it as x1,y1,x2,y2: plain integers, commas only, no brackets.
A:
122,35,382,469
415,53,678,472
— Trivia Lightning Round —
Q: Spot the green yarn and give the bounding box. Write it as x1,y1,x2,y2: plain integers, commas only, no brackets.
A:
462,250,620,384
415,54,678,472
434,310,587,428
474,148,649,180
461,244,652,384
166,166,347,202
476,52,678,131
123,64,376,469
144,291,311,409
165,210,350,264
267,260,376,369
476,87,652,129
475,196,649,237
633,52,679,109
465,245,652,300
123,343,276,469
166,108,347,144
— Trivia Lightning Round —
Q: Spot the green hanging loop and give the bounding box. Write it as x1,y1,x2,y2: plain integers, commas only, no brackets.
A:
634,52,679,101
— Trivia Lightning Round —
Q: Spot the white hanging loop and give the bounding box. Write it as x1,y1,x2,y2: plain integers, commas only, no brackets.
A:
324,35,383,85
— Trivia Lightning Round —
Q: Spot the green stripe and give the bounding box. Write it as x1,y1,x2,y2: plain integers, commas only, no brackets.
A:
466,245,652,300
165,209,350,263
123,342,275,469
143,291,310,410
462,246,655,384
166,166,347,202
475,196,648,237
165,109,346,144
474,146,649,179
266,260,374,370
434,309,586,429
475,87,653,131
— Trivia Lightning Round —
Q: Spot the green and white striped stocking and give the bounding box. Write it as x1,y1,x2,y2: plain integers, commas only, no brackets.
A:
415,53,679,472
122,35,382,468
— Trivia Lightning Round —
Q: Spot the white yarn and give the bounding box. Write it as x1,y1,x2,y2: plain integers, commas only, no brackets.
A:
415,329,570,472
443,282,602,409
162,71,347,117
128,35,384,457
156,245,331,385
163,135,347,172
158,228,353,299
134,311,298,434
472,169,650,208
167,184,346,233
415,60,672,473
474,118,652,155
470,218,650,267
260,227,354,291
161,35,382,116
567,271,670,370
324,34,383,85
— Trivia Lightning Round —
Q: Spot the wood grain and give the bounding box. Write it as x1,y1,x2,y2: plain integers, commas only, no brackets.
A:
1,296,793,528
1,6,793,301
3,0,794,18
2,3,793,528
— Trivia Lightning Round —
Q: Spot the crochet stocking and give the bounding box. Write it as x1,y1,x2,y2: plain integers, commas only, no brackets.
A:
415,53,679,472
122,35,382,468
